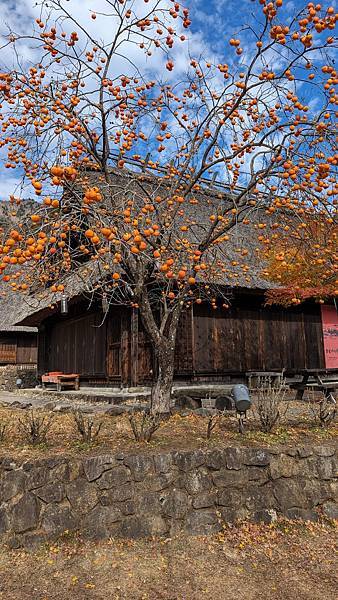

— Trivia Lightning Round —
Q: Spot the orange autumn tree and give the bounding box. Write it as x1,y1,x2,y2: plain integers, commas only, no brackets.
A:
0,0,337,412
264,213,337,306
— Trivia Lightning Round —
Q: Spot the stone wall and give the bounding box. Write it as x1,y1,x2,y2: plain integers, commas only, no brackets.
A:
0,445,337,548
0,365,37,392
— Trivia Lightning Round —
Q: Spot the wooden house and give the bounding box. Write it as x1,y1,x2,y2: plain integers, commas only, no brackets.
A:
25,296,333,387
0,294,38,366
16,253,336,388
13,168,338,385
0,202,38,367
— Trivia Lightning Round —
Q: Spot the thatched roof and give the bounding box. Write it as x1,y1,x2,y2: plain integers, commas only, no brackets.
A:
0,287,38,333
13,166,280,327
72,164,278,286
0,199,39,229
0,202,38,334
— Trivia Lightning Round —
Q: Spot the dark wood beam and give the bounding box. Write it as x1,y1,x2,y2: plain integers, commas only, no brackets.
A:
130,308,139,387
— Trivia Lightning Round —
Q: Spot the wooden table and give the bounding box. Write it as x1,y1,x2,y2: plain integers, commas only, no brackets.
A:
41,373,80,392
246,371,284,390
289,369,338,403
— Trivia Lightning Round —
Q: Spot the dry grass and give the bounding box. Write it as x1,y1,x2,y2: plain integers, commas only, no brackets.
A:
0,520,337,600
0,400,336,460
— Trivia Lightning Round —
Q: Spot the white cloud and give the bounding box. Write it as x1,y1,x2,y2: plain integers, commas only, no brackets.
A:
0,0,334,195
0,0,207,78
0,173,28,200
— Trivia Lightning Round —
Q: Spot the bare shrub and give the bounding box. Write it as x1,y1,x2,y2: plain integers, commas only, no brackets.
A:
253,381,289,433
128,410,162,442
71,410,103,443
18,410,54,446
308,392,336,428
206,412,222,439
0,421,6,442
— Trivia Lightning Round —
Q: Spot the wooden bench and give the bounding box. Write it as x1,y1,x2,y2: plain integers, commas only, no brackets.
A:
246,371,284,390
41,372,80,392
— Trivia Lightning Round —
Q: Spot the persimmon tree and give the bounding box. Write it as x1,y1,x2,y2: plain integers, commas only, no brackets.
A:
0,0,337,413
264,213,337,305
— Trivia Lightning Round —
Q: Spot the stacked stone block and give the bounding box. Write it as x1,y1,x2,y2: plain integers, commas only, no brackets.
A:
0,445,336,547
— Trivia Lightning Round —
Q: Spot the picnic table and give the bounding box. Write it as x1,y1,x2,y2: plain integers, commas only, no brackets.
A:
41,372,80,392
246,371,284,390
289,369,338,403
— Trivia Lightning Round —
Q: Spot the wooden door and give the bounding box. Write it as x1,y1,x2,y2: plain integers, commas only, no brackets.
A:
137,328,154,383
47,312,106,376
107,313,123,384
106,310,154,386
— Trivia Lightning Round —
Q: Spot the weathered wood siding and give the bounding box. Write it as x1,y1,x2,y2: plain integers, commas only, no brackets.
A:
43,312,106,377
16,334,38,364
0,336,17,364
38,294,326,384
192,301,325,375
106,308,154,385
174,310,194,376
0,333,37,365
40,306,154,384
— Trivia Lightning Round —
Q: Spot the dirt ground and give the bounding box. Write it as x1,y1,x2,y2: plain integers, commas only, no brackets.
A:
0,398,336,460
0,520,337,600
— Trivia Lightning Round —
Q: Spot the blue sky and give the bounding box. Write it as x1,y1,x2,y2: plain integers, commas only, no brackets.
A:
0,0,336,199
189,0,308,51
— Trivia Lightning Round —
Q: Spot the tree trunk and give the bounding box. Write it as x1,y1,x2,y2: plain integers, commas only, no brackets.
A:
151,344,175,415
135,286,183,415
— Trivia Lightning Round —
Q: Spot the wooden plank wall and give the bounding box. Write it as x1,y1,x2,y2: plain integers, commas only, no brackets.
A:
174,310,194,375
106,310,122,382
45,312,107,376
16,334,38,364
192,301,325,375
0,333,37,365
137,327,154,383
0,336,17,364
38,296,326,384
106,309,154,385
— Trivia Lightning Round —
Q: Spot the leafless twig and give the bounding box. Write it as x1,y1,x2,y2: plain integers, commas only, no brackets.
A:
206,412,222,439
253,380,289,433
308,391,336,428
0,421,6,442
17,410,54,446
128,410,162,442
71,409,103,443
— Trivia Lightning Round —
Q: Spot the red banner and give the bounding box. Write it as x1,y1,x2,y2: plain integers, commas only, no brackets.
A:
321,305,338,369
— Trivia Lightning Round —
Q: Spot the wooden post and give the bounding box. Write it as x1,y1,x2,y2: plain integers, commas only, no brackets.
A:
37,325,46,376
191,305,195,376
120,312,130,387
15,334,19,365
130,308,139,387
